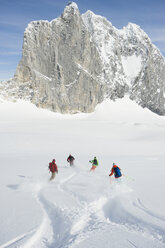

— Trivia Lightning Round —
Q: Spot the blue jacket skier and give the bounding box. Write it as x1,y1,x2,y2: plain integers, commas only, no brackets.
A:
109,163,122,178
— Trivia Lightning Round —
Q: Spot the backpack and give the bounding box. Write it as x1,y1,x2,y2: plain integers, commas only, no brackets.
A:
93,159,98,166
69,156,74,162
49,162,53,172
113,166,122,178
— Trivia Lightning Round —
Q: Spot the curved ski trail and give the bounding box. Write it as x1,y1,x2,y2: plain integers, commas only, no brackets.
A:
3,167,165,248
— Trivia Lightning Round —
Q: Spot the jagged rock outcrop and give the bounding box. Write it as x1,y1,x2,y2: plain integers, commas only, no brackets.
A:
14,2,104,113
82,12,165,114
2,2,165,114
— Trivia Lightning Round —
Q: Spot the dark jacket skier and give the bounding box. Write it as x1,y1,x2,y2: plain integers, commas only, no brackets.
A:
67,154,75,166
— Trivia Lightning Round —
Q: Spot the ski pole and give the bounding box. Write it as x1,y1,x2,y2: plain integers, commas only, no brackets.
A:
123,174,134,181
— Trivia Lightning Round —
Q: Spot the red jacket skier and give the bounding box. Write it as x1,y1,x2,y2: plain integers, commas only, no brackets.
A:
49,159,58,180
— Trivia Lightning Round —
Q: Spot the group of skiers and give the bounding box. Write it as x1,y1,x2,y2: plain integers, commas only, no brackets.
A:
48,155,122,181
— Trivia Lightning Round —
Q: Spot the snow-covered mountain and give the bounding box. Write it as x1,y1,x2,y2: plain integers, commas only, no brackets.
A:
1,2,165,115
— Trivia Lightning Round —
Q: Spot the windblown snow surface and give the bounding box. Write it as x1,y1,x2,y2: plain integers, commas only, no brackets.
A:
0,97,165,248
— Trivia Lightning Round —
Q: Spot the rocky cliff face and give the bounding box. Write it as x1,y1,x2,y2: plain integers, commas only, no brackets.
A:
14,2,104,113
2,2,165,114
82,12,165,115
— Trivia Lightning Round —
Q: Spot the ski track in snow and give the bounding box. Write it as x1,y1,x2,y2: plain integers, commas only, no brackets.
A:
3,166,165,248
104,194,165,244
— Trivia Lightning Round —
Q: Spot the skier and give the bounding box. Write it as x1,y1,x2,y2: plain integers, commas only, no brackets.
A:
67,154,75,166
49,159,58,181
109,163,122,178
89,156,99,171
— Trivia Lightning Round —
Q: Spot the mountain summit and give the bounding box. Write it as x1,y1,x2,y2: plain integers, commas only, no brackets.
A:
2,2,165,115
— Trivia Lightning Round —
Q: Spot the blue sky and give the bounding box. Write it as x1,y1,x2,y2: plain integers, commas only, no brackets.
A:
0,0,165,81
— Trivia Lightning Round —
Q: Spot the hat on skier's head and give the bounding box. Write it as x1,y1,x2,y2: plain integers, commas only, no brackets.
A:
52,159,55,162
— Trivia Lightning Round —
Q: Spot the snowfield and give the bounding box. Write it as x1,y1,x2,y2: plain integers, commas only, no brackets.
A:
0,97,165,248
